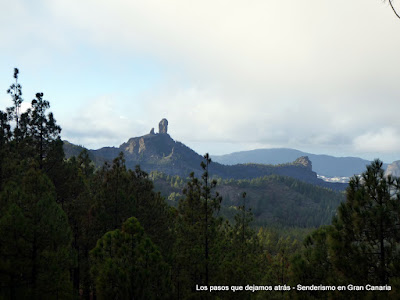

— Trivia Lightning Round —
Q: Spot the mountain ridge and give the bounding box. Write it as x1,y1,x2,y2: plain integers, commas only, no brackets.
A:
212,148,389,177
63,119,347,191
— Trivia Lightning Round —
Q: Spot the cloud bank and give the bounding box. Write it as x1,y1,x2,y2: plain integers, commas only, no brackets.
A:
2,0,400,161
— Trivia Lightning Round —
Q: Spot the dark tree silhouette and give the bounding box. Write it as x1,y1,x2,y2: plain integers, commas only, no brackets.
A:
6,68,23,134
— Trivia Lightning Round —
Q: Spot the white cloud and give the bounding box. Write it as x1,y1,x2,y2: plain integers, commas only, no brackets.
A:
42,0,400,91
2,0,400,161
0,96,9,108
353,128,400,153
60,95,148,149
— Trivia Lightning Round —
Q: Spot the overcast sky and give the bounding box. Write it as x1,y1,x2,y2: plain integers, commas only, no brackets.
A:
1,0,400,162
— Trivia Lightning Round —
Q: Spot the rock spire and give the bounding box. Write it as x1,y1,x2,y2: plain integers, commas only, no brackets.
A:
159,118,168,134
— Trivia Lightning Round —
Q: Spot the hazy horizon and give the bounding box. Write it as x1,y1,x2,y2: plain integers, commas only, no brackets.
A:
1,0,400,163
74,128,392,164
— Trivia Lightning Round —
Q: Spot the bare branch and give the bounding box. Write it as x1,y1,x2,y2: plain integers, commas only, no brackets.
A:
386,0,400,20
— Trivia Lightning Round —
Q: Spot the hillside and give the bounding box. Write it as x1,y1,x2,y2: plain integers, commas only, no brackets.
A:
150,171,345,228
64,119,347,191
212,148,388,177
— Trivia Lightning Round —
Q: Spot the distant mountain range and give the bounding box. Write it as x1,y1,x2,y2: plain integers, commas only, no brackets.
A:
212,148,388,177
63,119,346,191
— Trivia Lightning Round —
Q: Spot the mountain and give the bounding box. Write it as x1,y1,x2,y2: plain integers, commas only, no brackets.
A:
64,119,347,191
63,140,108,166
212,148,388,177
63,140,86,157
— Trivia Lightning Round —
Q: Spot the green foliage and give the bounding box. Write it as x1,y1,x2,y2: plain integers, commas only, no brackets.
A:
151,171,344,228
29,92,61,168
91,153,134,232
6,69,400,299
330,160,400,286
167,191,182,206
0,69,178,299
290,226,335,299
291,160,400,299
172,154,224,299
0,167,73,299
90,154,174,255
90,217,171,300
6,68,23,141
216,193,266,299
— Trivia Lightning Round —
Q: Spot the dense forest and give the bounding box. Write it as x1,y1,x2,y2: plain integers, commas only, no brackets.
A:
1,69,400,299
150,171,345,228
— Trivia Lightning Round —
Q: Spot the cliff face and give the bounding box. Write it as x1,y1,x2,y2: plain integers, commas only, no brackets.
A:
120,133,175,161
65,119,347,191
293,156,312,170
117,118,187,163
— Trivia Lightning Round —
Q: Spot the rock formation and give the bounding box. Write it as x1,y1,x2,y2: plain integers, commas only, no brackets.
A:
293,156,312,170
139,138,146,153
159,118,168,134
150,128,155,135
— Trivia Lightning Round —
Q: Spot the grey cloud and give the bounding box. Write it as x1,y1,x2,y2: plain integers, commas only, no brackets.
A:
4,0,400,161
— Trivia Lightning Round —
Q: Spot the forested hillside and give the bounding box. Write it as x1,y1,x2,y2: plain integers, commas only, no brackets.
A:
1,70,400,299
150,171,345,228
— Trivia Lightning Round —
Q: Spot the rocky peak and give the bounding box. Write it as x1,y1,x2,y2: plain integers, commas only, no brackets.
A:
159,118,168,134
150,128,155,135
293,156,312,170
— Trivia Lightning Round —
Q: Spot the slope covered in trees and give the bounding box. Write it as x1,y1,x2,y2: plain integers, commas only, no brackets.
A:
0,70,176,299
1,69,400,299
151,171,345,228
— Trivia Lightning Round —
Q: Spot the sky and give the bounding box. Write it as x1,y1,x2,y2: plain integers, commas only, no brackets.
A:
1,0,400,163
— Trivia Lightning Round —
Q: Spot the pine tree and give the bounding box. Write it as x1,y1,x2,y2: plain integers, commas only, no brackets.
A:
329,159,400,287
0,69,76,299
90,217,171,300
6,68,23,139
0,167,73,299
173,154,223,299
290,226,334,299
292,160,400,299
0,110,11,188
29,92,61,169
